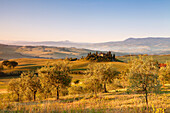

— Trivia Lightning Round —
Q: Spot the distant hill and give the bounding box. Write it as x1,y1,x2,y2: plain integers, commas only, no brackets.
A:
0,44,32,59
0,44,124,60
1,37,169,55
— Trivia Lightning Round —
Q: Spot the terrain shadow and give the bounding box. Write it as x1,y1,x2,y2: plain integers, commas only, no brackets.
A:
19,64,36,66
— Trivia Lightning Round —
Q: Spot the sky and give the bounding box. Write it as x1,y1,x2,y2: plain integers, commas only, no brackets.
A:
0,0,170,43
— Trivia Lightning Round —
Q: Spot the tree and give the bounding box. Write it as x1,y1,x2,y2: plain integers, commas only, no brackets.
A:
126,56,161,108
83,76,102,96
7,61,18,68
85,64,119,93
8,78,21,102
20,71,41,101
101,64,119,92
38,67,53,99
2,60,10,66
159,62,170,86
38,61,72,100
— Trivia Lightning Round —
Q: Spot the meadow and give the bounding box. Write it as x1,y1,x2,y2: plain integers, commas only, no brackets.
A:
0,55,169,113
118,55,170,63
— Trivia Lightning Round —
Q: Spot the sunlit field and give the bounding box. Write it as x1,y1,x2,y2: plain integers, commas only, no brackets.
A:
0,87,169,113
0,58,127,92
0,56,170,113
117,55,170,63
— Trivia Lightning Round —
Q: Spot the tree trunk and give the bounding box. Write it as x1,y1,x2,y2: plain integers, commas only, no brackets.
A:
56,87,59,100
17,94,20,102
94,90,97,97
145,89,149,109
33,91,37,101
44,94,46,99
103,83,108,93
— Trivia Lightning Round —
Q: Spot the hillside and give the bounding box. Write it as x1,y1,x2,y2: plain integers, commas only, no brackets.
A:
1,37,170,55
0,44,124,60
0,44,32,59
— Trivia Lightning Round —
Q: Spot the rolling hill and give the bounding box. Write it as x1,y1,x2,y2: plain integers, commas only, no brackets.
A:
1,37,170,54
0,44,124,60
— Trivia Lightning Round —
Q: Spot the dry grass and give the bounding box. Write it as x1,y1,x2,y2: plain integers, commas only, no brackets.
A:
0,59,126,91
117,55,170,63
0,58,169,112
3,58,61,72
0,91,169,113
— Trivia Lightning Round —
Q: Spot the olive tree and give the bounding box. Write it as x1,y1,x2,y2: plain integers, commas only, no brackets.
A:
38,61,72,100
126,56,161,108
8,78,21,101
38,66,53,99
20,71,41,101
83,76,102,96
86,64,119,93
7,61,18,68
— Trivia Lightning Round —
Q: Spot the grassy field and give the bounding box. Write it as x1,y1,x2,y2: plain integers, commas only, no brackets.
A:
0,56,169,112
0,87,169,113
0,55,168,91
0,58,62,73
117,55,170,63
0,58,127,92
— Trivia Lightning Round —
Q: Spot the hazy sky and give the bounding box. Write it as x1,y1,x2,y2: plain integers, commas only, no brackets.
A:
0,0,170,42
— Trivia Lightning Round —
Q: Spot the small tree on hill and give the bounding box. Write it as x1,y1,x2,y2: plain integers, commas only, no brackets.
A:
2,60,10,66
126,56,161,108
7,61,18,68
38,61,72,100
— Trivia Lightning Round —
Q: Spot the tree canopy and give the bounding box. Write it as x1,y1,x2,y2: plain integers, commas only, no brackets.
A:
2,60,18,69
126,56,161,107
38,61,72,99
85,63,119,93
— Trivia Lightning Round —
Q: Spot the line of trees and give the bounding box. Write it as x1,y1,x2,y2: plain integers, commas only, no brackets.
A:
8,61,72,101
7,57,169,108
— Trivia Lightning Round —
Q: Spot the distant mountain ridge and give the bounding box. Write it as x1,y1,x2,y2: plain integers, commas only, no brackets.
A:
1,37,170,55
